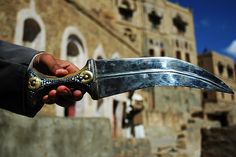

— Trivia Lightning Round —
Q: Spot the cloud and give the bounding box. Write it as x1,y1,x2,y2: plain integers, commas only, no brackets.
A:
226,40,236,55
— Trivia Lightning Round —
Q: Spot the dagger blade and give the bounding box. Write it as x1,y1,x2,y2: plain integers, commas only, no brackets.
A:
88,57,233,99
27,57,234,106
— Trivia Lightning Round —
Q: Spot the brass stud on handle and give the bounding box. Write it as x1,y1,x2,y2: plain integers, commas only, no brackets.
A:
80,70,93,84
28,77,42,90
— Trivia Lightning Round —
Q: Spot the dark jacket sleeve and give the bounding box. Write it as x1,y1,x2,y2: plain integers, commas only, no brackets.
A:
0,40,43,117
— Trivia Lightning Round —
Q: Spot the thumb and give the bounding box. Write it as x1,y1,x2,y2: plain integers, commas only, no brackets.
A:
35,53,68,77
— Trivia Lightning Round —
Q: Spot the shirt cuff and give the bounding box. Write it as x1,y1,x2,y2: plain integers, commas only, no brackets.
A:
28,52,44,69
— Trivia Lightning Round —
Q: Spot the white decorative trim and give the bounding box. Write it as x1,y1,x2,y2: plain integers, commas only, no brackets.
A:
60,26,88,66
59,26,89,117
111,52,121,59
93,43,106,59
14,0,46,50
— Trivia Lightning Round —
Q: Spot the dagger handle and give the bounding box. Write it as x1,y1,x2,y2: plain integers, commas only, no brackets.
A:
27,60,94,107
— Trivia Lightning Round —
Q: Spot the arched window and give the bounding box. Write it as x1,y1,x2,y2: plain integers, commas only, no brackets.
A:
203,91,208,99
60,26,88,117
66,35,83,59
185,53,190,62
227,65,233,79
14,7,45,50
149,48,155,56
66,34,84,63
65,34,86,117
61,26,88,67
217,62,224,75
160,50,165,57
176,51,181,59
23,18,41,42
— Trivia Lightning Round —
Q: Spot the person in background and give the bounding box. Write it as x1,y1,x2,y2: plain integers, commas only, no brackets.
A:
0,40,84,117
123,91,145,138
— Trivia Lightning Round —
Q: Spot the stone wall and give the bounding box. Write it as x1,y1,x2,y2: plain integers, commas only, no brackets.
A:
113,138,151,157
0,109,113,157
0,109,153,157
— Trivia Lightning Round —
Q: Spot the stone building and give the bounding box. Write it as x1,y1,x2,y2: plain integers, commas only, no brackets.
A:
198,51,236,127
0,0,204,156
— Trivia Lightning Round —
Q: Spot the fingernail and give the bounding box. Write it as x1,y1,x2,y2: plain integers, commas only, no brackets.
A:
56,69,68,75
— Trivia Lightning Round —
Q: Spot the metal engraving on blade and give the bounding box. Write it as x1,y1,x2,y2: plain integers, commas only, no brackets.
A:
90,57,233,99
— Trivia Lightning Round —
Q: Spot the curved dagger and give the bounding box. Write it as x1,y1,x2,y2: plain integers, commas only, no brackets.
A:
27,57,234,106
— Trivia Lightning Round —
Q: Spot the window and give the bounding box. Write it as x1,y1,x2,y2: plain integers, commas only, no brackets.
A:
60,26,88,117
176,40,179,48
217,62,224,75
185,53,190,62
67,40,79,57
149,39,153,45
15,7,46,51
221,93,224,99
23,18,41,42
176,51,181,59
148,10,162,29
185,42,188,49
227,65,233,78
160,42,164,48
203,91,208,99
160,50,165,56
67,35,84,57
118,0,136,21
64,35,82,117
173,14,188,33
149,49,155,56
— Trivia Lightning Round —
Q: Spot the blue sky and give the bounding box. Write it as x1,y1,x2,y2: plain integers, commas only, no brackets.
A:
169,0,236,61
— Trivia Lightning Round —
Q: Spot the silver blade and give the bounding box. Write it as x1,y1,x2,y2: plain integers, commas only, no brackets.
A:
88,57,234,99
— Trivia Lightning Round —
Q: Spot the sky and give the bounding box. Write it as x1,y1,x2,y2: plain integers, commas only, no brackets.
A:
169,0,236,61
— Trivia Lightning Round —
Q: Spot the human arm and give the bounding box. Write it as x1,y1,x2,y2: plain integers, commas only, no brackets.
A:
0,40,83,117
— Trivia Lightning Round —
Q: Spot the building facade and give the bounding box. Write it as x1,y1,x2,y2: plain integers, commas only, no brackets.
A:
198,51,236,127
0,0,205,156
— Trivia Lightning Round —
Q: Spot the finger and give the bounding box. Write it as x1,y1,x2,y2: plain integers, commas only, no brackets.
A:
48,89,57,100
56,59,79,74
43,95,55,104
73,90,84,101
55,69,69,77
56,85,72,96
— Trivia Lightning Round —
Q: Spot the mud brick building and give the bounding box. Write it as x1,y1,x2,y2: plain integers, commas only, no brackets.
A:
198,51,236,127
1,0,235,157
